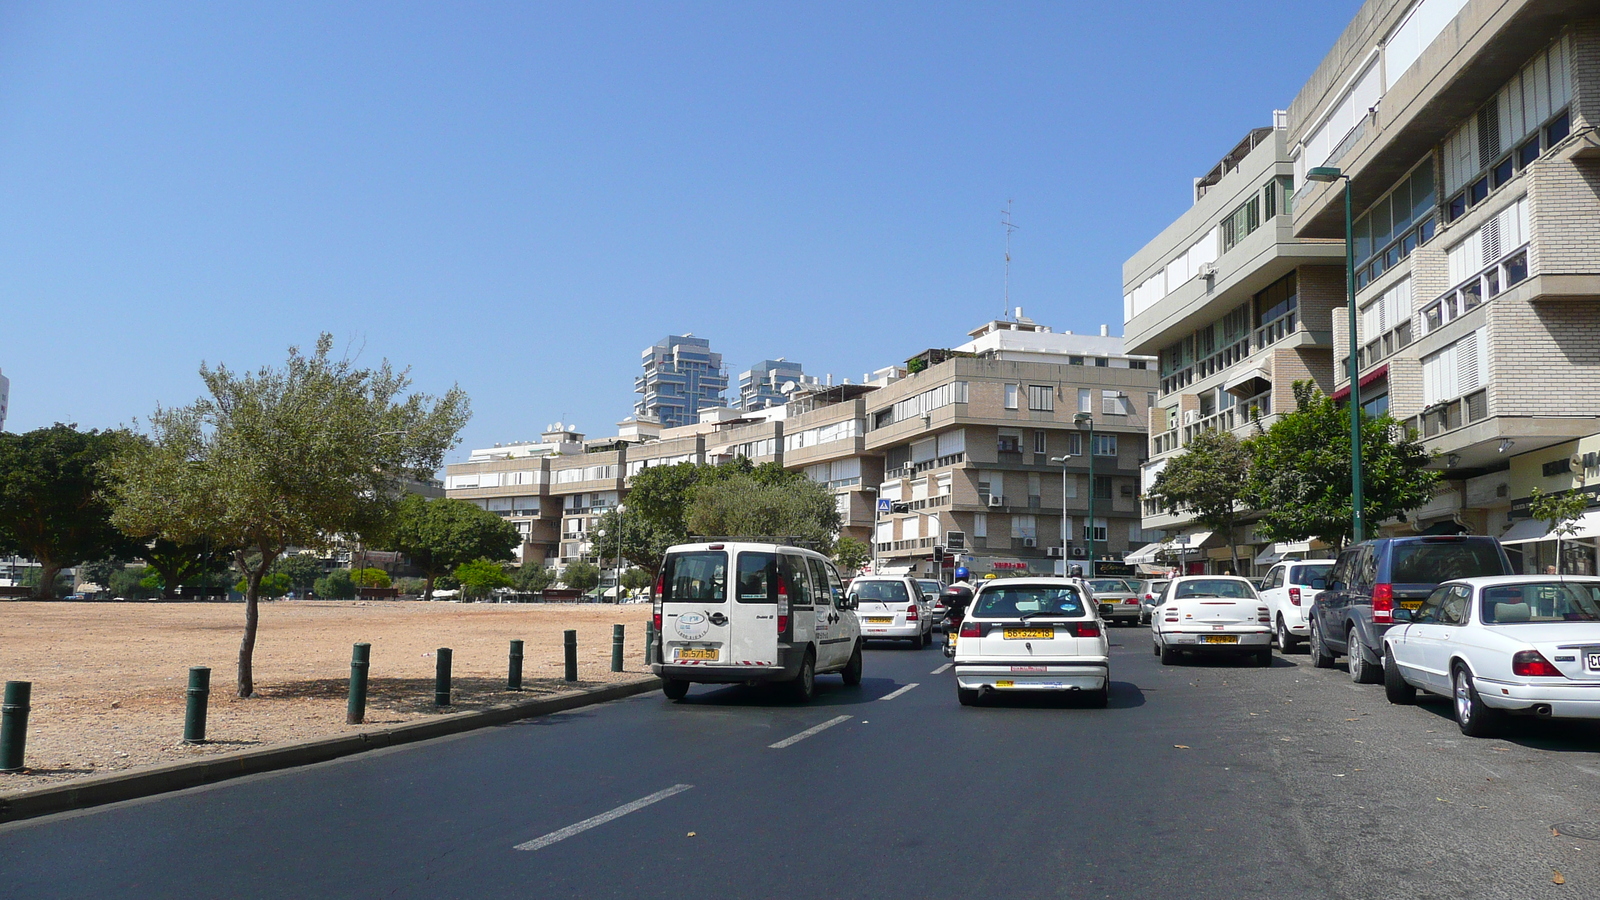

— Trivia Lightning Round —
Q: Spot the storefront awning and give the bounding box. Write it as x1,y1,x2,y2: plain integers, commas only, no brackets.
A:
1330,365,1389,402
1125,542,1169,565
1172,530,1215,549
1500,511,1600,544
1223,367,1270,396
1253,541,1311,566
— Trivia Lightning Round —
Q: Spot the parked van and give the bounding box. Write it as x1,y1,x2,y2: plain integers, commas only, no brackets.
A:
651,541,863,702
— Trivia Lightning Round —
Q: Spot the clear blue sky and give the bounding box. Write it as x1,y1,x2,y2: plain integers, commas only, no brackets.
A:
0,1,1359,464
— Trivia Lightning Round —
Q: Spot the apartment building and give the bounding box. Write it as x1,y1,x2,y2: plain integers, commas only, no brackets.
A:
1285,0,1600,562
0,368,9,432
1124,122,1347,573
634,334,729,427
734,358,818,411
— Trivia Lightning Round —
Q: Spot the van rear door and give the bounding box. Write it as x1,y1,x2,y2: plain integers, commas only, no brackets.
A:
729,549,780,668
659,549,732,665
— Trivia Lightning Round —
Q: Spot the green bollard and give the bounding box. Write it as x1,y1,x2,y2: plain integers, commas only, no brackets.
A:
645,621,656,666
1,681,32,773
435,648,452,706
347,643,371,725
508,639,524,692
183,666,211,743
611,624,625,673
563,630,578,683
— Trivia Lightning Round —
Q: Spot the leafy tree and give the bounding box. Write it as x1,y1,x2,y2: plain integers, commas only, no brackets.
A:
589,508,677,576
832,536,870,574
142,537,235,599
106,335,469,697
235,572,290,598
108,565,161,599
314,569,357,600
78,557,137,592
271,553,325,594
0,425,145,598
1247,382,1438,554
1148,428,1253,574
1529,486,1591,574
686,472,840,551
511,563,556,593
394,576,426,596
454,558,509,599
562,560,601,593
351,567,392,589
376,495,519,602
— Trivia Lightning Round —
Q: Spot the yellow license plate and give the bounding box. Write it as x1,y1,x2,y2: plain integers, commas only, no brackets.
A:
1003,628,1054,639
675,648,719,660
1200,635,1239,644
996,680,1014,687
1400,600,1423,610
866,616,894,624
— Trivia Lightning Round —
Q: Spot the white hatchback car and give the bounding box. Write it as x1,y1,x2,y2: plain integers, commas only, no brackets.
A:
1257,559,1335,652
952,577,1110,707
848,576,933,647
1151,575,1272,666
1382,575,1600,736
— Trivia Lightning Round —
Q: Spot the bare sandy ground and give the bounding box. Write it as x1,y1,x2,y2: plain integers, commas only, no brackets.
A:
0,600,653,790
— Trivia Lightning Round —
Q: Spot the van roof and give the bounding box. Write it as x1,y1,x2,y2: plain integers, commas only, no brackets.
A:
667,541,827,558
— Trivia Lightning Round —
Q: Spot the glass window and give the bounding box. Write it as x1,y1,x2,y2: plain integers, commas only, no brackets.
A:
1068,356,1084,366
1480,582,1600,624
1078,389,1092,413
1436,584,1470,625
1094,358,1109,367
1034,431,1047,454
1491,156,1515,189
1547,111,1571,145
1414,587,1449,623
1028,385,1055,411
1092,434,1117,457
1447,193,1466,222
1088,579,1132,594
1003,384,1019,409
972,586,1086,619
1518,138,1540,168
849,579,909,603
1093,475,1113,500
1468,177,1488,206
1254,272,1298,327
1390,541,1507,585
1290,564,1333,586
807,557,834,607
782,554,812,608
1174,579,1254,599
736,552,778,603
662,551,728,603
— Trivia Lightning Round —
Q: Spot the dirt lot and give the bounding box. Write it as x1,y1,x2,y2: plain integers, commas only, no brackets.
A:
0,600,653,791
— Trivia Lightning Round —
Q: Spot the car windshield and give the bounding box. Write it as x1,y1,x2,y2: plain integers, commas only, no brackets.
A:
1291,564,1332,586
1480,582,1600,624
1089,579,1132,593
1174,579,1254,599
850,581,909,603
973,587,1086,619
918,581,942,595
1391,541,1505,584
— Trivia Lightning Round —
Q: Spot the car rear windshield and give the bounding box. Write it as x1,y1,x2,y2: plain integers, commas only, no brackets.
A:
918,581,943,595
1390,540,1506,584
1174,579,1255,599
973,587,1086,618
850,580,909,603
661,551,727,603
1481,582,1600,624
1290,564,1332,586
734,552,777,603
1089,579,1131,593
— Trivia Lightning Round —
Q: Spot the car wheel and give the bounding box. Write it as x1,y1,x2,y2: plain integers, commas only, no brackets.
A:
661,678,690,701
1453,664,1502,737
1347,627,1380,684
1152,639,1160,656
923,629,934,648
1087,686,1109,708
841,642,863,686
957,686,980,706
1383,648,1415,705
1309,618,1335,669
1276,615,1299,653
786,650,816,703
1159,642,1180,666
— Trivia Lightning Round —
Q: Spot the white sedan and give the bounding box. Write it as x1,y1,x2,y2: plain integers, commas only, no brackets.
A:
1381,575,1600,736
1150,575,1273,666
952,577,1110,707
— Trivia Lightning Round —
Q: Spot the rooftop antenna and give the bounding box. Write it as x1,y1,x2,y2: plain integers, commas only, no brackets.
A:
1001,199,1019,320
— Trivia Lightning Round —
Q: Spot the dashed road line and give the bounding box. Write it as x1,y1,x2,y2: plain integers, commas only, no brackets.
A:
769,715,853,749
879,683,920,701
514,784,693,851
930,663,952,675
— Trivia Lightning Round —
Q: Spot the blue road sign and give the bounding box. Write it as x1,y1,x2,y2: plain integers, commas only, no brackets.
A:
877,499,892,514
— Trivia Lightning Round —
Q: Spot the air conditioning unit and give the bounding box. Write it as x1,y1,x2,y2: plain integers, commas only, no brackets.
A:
1047,546,1065,558
1071,547,1088,558
1198,262,1217,279
1022,537,1037,548
1183,410,1200,425
988,495,1005,508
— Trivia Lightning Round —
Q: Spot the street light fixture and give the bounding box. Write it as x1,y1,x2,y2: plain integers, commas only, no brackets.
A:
1053,412,1098,578
1306,165,1365,543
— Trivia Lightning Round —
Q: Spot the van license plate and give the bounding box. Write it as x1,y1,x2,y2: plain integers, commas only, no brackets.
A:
675,648,719,661
865,616,893,624
1003,628,1053,639
996,680,1014,687
1200,635,1239,644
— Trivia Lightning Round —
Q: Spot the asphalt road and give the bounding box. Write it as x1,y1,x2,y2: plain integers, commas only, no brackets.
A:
5,628,1600,899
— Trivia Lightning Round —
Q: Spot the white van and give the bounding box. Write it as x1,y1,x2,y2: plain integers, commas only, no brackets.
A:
651,541,863,702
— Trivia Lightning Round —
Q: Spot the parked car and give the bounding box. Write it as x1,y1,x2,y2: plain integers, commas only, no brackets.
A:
1087,578,1141,625
1382,576,1600,736
1135,578,1170,625
918,579,949,630
952,577,1109,707
652,541,863,703
1150,575,1272,666
1258,560,1336,652
1309,536,1513,684
848,575,933,647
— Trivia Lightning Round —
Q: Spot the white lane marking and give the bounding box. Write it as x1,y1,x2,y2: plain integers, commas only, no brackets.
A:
769,715,853,749
514,784,693,852
879,683,920,701
930,663,952,675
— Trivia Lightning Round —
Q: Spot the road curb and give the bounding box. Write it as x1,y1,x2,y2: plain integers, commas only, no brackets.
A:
0,675,661,825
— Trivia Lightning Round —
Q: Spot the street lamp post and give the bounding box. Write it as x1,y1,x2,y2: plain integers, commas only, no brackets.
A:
1066,412,1096,578
1049,452,1072,575
1307,166,1365,543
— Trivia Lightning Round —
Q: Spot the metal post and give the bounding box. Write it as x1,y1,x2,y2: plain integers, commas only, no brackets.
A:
435,647,452,707
347,642,371,724
611,624,625,673
1345,178,1365,544
183,666,211,743
563,630,578,682
1,681,32,772
1086,420,1096,579
508,639,524,691
645,620,657,666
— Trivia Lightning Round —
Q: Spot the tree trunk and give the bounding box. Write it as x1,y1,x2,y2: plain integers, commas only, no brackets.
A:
1225,523,1240,576
35,560,63,600
423,571,437,602
236,548,280,698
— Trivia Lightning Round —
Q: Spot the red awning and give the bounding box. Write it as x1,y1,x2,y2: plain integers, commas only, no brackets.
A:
1330,364,1388,402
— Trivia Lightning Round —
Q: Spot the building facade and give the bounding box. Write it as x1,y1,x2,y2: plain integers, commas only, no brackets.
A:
734,358,818,411
634,334,729,427
0,368,9,432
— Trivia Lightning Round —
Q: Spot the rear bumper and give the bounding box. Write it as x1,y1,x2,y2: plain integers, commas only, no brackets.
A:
1100,603,1141,621
861,623,923,638
1476,678,1600,718
1160,629,1271,650
651,645,805,683
954,660,1108,692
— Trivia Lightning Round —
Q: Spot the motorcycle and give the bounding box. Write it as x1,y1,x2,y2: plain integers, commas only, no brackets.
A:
940,584,974,657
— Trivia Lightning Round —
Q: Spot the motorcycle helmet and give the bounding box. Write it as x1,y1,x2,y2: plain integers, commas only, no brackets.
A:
953,566,970,580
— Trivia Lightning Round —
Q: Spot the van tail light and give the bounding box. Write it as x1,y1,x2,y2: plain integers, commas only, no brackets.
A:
777,574,789,633
959,620,982,638
1513,650,1563,677
1068,621,1101,638
1288,587,1301,606
1372,584,1394,624
906,603,919,622
653,573,665,631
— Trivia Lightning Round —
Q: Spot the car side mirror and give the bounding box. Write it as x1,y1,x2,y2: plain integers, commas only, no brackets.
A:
1392,607,1412,622
840,596,857,610
1310,578,1327,590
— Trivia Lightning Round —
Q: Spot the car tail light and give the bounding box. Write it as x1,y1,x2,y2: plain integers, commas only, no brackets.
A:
959,620,982,638
1288,587,1301,606
1068,621,1101,637
1372,584,1394,624
652,574,663,630
777,574,789,632
1258,607,1270,623
1513,650,1563,677
906,603,919,622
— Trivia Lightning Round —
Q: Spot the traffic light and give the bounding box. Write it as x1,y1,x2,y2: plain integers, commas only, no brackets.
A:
933,545,945,565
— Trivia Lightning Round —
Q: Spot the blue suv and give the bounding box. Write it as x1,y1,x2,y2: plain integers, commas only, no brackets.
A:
1309,536,1512,683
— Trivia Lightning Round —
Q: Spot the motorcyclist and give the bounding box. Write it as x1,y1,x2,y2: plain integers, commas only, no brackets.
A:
940,567,976,656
